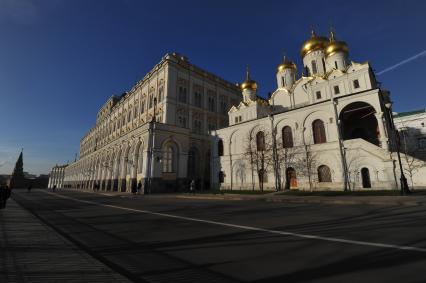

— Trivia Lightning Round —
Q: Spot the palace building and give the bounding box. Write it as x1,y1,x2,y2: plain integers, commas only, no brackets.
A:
62,52,241,192
56,30,426,193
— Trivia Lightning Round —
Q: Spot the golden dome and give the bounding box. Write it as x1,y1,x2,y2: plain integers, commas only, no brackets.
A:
241,65,257,91
325,31,349,57
277,56,297,73
300,30,328,58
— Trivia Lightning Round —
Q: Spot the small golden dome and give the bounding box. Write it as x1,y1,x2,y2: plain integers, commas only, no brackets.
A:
241,65,257,91
300,30,328,58
325,31,348,57
277,56,297,73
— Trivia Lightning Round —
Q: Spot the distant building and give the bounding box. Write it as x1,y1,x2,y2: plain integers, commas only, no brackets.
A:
48,165,68,188
394,109,426,159
8,151,49,188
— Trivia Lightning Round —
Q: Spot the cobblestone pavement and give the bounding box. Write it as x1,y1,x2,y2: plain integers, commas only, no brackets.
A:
0,198,130,283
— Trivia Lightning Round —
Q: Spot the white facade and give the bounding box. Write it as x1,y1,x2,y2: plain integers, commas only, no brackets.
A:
48,165,67,189
212,30,426,191
62,53,241,193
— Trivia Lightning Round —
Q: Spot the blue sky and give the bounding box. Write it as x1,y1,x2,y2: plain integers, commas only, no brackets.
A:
1,0,425,175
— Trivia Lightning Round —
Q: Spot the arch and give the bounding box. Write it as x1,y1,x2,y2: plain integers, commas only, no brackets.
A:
218,139,224,156
256,131,265,151
134,139,144,175
282,126,294,148
312,119,326,144
285,167,297,189
318,165,332,182
361,167,371,188
162,141,178,173
339,102,379,146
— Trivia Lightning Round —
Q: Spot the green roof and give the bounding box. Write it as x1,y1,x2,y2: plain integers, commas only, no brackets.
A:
393,109,426,118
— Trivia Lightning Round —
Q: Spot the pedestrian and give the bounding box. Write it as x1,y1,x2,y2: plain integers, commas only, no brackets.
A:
53,185,56,192
137,180,142,194
0,185,11,209
27,185,32,192
190,179,195,195
131,181,137,194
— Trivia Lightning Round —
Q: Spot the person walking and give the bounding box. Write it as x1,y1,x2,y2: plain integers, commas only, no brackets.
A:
190,179,195,195
27,185,32,192
137,181,142,194
0,185,11,209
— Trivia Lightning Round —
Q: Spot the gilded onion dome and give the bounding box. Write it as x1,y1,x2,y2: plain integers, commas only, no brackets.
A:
241,65,257,91
277,56,297,73
325,31,349,57
300,30,329,58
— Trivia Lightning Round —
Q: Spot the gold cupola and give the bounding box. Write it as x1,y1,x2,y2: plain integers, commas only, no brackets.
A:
240,65,258,91
277,56,297,73
300,30,329,58
325,30,349,57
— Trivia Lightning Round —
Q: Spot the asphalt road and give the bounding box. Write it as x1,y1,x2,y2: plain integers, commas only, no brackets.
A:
11,189,426,283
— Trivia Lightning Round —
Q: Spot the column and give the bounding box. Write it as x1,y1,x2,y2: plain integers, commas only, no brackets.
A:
375,112,389,150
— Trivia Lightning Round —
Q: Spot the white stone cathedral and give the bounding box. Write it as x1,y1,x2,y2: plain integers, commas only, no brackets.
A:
211,30,426,191
54,30,426,193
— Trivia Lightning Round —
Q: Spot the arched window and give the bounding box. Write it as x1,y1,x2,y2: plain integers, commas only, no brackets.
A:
318,165,332,182
256,131,265,151
218,139,224,156
313,119,326,144
138,144,144,173
361,168,371,188
311,60,317,74
282,126,293,148
163,145,175,173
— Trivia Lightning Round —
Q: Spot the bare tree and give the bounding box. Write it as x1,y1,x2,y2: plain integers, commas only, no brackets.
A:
345,149,363,190
242,128,274,191
399,130,424,188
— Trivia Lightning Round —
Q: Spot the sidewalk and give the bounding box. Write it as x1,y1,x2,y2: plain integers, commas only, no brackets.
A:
172,192,426,206
57,188,426,206
0,197,130,283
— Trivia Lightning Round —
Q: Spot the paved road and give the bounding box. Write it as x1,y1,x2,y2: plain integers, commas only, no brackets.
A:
8,189,426,282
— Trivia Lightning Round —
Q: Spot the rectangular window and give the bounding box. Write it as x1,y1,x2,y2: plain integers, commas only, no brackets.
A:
311,60,317,74
179,87,187,103
334,85,340,94
235,117,238,124
239,116,242,122
334,61,338,69
353,79,360,89
316,91,321,99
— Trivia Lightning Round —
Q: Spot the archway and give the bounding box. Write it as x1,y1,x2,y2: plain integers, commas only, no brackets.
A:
339,102,379,146
361,167,371,188
285,167,297,190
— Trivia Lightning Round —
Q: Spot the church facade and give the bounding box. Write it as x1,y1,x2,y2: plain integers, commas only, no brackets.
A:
62,53,241,192
211,30,426,191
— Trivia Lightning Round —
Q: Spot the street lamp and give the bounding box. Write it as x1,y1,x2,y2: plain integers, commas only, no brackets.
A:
385,102,410,195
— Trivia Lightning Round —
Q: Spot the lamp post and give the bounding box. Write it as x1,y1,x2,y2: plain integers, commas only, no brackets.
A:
147,97,158,194
385,102,410,195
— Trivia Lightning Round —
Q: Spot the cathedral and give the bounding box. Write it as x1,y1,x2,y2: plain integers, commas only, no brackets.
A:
212,30,426,191
57,29,426,193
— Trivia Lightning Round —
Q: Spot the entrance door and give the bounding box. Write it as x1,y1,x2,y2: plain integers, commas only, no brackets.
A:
361,168,371,188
